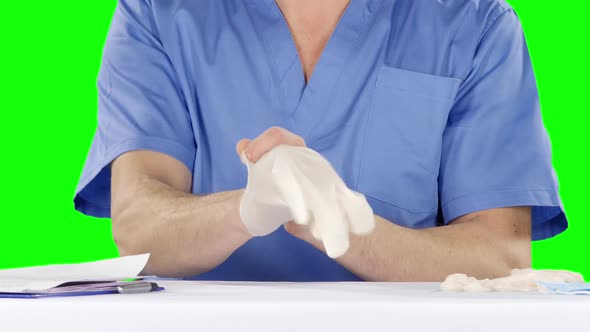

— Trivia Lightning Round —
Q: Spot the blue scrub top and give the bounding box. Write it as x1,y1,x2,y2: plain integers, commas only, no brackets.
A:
75,0,567,281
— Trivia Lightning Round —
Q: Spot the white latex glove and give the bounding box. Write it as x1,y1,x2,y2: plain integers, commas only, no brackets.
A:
239,145,375,258
441,268,585,292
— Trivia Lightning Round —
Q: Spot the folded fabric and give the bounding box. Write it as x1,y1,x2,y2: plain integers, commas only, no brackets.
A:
537,282,590,295
441,268,585,292
239,145,375,258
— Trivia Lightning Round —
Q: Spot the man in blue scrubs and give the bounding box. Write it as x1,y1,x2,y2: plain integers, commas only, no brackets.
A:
75,0,567,281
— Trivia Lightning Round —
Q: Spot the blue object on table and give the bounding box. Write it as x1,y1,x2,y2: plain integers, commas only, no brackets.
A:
0,282,164,299
538,282,590,295
0,290,119,299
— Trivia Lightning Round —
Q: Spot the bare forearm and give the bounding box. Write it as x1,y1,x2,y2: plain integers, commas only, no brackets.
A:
286,207,531,281
336,213,531,281
112,177,250,278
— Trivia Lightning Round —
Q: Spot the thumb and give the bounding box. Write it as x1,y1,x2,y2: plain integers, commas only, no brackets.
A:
236,139,252,158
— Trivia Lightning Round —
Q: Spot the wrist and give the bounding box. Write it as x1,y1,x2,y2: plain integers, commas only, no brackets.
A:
227,189,252,241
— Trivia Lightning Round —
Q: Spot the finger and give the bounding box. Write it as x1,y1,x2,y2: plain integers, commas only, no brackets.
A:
284,221,306,238
236,139,251,158
310,220,322,241
272,159,310,226
339,188,375,235
245,127,305,163
280,159,319,236
313,186,350,259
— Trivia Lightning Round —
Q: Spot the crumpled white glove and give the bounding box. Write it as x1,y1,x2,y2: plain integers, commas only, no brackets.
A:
441,268,584,292
239,145,375,258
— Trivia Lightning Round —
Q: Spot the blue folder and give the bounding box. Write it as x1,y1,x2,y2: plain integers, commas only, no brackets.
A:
0,281,164,299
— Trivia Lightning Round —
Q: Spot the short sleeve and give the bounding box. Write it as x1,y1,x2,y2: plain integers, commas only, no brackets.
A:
439,9,567,240
74,0,196,218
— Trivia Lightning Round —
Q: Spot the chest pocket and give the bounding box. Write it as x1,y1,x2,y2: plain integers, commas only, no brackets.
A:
358,66,461,218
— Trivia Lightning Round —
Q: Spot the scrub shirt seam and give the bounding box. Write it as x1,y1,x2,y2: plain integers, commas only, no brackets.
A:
479,9,513,48
452,1,472,64
279,54,301,83
101,121,112,156
303,0,383,138
103,57,113,100
376,87,458,103
353,1,387,191
454,8,512,91
442,188,558,209
355,68,382,192
244,3,290,117
77,192,109,210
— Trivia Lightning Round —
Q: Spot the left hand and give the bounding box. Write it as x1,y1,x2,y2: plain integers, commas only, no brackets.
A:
236,127,309,241
236,127,375,258
236,127,306,162
235,127,308,238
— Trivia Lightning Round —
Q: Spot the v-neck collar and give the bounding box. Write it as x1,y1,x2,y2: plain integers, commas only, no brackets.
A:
245,0,382,134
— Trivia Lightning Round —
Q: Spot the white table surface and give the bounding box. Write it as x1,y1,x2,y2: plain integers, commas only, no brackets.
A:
1,281,589,332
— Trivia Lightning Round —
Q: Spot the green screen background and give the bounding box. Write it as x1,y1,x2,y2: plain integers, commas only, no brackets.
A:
0,2,588,277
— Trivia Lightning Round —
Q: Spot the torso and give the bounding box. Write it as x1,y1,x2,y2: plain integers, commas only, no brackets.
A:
144,0,510,281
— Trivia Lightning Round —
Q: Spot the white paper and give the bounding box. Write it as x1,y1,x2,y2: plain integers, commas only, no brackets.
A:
0,254,150,292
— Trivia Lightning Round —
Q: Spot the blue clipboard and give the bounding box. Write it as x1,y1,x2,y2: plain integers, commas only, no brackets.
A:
0,289,119,299
0,282,164,299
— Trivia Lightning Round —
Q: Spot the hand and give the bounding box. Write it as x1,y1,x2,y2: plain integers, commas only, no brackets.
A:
235,127,307,238
236,127,306,162
236,127,375,258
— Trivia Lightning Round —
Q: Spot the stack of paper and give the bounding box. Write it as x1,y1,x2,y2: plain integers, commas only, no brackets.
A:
0,254,163,298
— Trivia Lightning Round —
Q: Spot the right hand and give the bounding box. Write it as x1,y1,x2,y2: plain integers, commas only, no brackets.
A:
236,127,375,258
235,127,307,237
